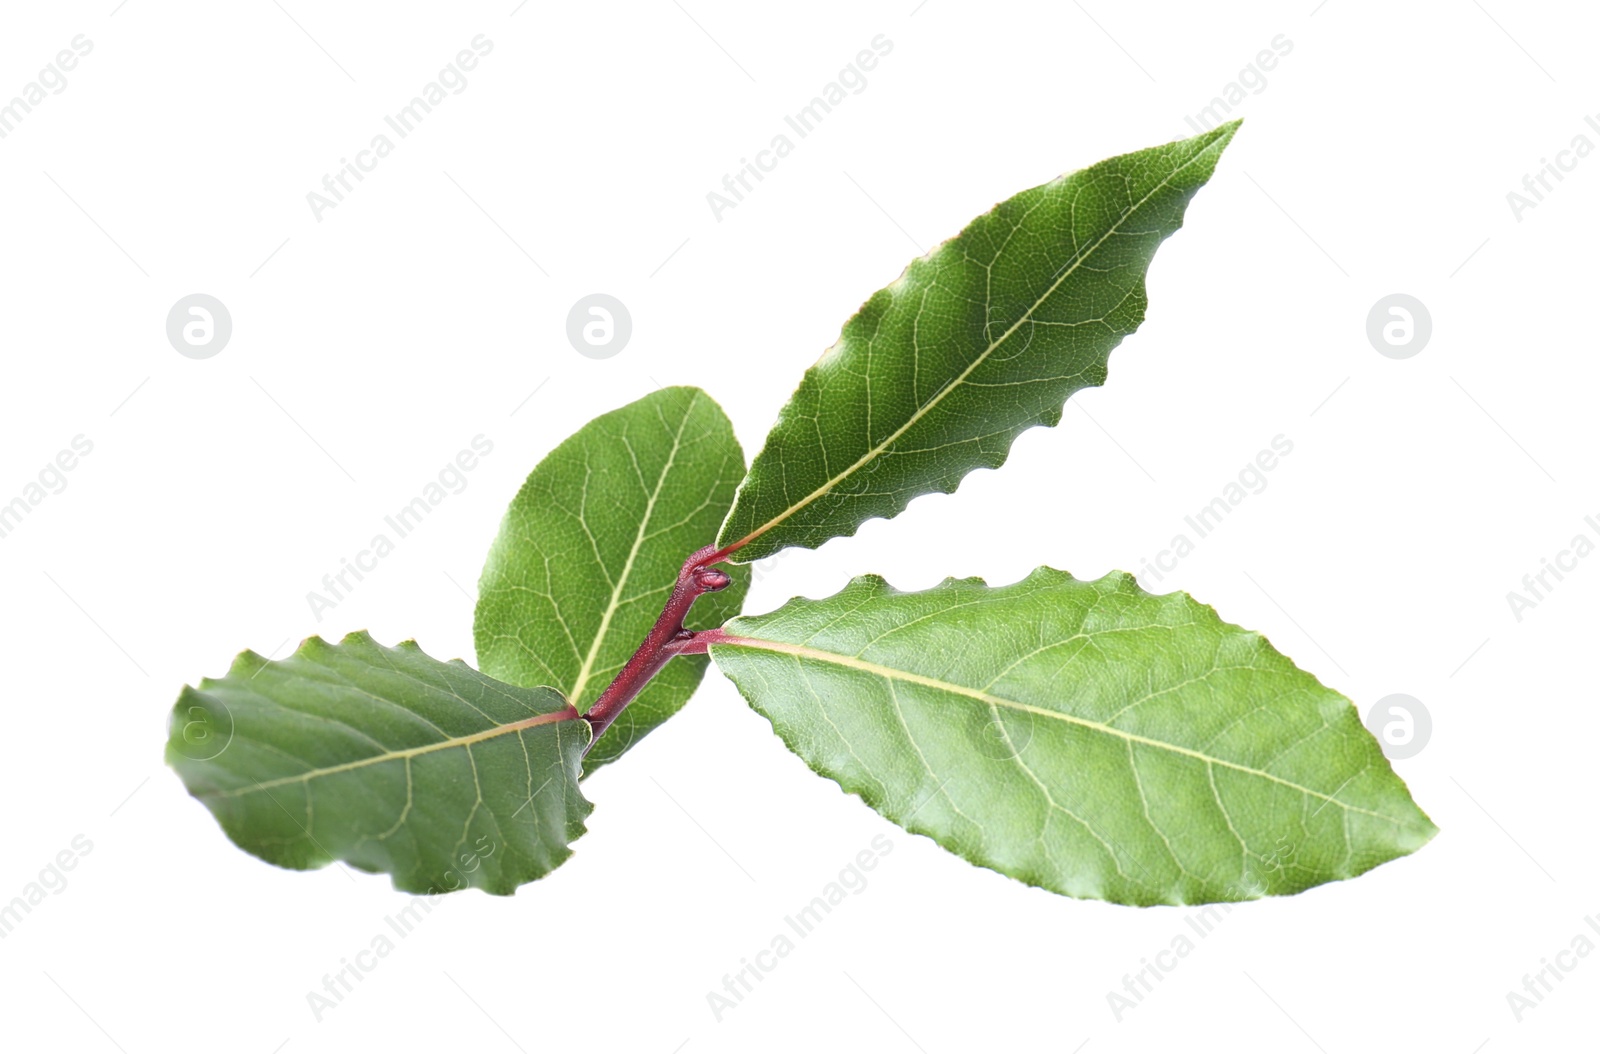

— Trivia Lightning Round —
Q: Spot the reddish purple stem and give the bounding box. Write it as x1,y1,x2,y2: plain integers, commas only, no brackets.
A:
581,544,739,746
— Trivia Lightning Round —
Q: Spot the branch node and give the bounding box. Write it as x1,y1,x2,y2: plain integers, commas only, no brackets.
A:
581,544,735,748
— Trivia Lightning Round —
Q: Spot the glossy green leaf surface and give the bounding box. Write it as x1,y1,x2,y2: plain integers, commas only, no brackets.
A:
476,387,748,773
711,567,1435,906
166,632,591,895
718,123,1239,563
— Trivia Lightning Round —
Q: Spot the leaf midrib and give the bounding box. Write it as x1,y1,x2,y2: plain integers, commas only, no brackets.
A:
724,136,1228,554
568,392,697,707
199,707,580,799
713,634,1407,825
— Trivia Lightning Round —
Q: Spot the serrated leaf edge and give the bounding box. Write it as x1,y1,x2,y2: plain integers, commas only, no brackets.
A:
172,630,588,801
717,123,1241,563
711,567,1438,903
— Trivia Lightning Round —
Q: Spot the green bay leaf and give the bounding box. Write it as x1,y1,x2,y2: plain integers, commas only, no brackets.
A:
718,123,1239,562
475,386,748,773
166,632,592,895
711,567,1435,906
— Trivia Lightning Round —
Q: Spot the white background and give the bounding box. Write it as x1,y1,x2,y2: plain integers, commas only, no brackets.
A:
0,1,1593,1050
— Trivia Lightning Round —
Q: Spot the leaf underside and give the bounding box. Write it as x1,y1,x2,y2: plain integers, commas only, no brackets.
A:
717,122,1240,563
711,568,1435,907
475,386,748,775
166,632,592,895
